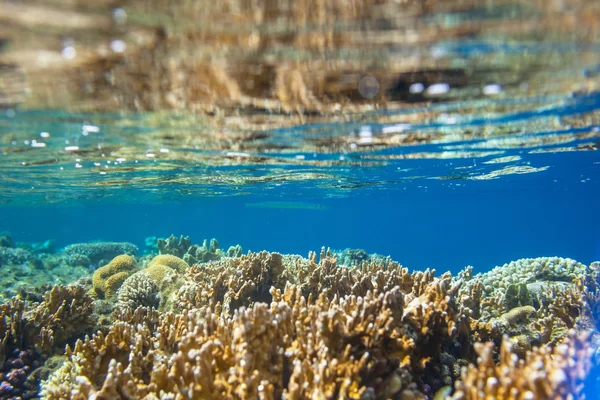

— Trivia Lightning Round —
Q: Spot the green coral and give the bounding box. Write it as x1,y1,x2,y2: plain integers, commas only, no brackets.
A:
92,255,138,299
227,244,243,258
149,254,189,273
183,238,222,265
156,235,245,265
502,283,533,312
157,234,191,258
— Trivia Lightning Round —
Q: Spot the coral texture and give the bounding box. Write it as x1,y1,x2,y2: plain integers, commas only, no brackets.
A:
64,242,138,266
157,235,228,265
450,330,591,399
91,255,138,299
0,248,593,400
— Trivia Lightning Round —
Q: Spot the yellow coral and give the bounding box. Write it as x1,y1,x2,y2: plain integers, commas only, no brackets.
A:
143,264,176,283
149,254,189,273
104,272,130,298
92,255,138,299
500,305,537,325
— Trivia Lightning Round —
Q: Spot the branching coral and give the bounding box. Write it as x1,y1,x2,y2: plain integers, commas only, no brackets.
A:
41,247,472,400
450,330,592,399
8,250,595,400
156,235,225,265
24,285,95,356
455,257,597,353
1,286,95,359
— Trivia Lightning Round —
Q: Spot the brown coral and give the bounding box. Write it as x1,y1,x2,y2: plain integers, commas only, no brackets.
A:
91,255,138,298
30,252,600,399
451,330,592,400
0,285,95,362
42,267,467,399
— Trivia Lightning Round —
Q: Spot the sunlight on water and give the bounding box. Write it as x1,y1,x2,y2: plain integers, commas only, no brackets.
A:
1,1,600,399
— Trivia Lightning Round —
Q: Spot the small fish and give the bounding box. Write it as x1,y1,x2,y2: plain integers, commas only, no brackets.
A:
244,201,330,210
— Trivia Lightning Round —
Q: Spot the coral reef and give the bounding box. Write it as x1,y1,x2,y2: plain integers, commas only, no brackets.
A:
334,247,386,266
0,242,91,302
91,255,139,299
157,235,236,265
0,247,34,267
115,272,161,314
0,285,95,399
0,234,13,249
450,330,591,399
42,279,463,399
16,240,55,255
454,256,596,352
156,234,191,258
0,246,595,400
64,242,138,267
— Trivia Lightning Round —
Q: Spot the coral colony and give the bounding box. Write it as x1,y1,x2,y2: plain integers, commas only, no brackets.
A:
0,234,597,399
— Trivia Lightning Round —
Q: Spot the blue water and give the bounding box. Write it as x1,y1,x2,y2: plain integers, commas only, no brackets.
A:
2,148,598,274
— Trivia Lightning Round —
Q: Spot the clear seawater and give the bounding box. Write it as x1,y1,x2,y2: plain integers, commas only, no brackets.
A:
0,2,599,274
1,92,599,275
2,2,600,398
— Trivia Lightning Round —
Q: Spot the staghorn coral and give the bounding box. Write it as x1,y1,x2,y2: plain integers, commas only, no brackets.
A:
64,242,137,266
40,246,479,399
1,286,95,360
0,286,95,399
91,255,138,299
42,273,466,400
6,250,594,399
23,285,95,356
450,330,592,399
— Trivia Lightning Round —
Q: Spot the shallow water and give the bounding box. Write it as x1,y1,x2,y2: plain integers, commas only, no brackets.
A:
1,1,600,399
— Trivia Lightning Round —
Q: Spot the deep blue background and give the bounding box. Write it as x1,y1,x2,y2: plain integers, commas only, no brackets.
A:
2,150,599,275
